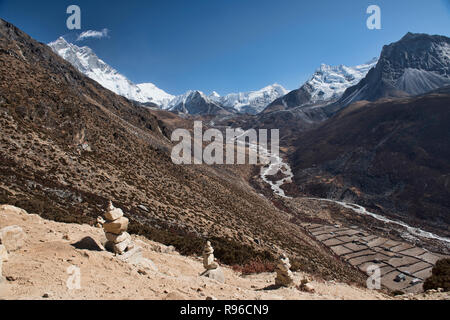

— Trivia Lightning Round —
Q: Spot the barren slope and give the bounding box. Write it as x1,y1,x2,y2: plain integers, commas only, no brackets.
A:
0,205,392,300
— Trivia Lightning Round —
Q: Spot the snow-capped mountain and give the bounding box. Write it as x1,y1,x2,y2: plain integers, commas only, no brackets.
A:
48,37,174,106
209,84,288,114
265,59,378,113
336,33,450,107
167,90,234,115
305,58,378,103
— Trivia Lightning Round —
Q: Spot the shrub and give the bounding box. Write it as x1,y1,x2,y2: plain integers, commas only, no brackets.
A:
232,259,275,275
128,220,275,267
423,259,450,292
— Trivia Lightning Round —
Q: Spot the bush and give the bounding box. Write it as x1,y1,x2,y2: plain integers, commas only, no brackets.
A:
128,220,275,267
423,258,450,292
232,259,275,275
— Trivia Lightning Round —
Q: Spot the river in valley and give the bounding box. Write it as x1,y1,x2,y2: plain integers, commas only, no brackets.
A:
233,129,450,247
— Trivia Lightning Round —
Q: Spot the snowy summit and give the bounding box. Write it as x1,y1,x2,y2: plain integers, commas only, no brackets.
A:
48,37,174,107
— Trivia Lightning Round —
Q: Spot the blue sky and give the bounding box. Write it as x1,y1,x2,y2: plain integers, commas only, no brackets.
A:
1,0,449,95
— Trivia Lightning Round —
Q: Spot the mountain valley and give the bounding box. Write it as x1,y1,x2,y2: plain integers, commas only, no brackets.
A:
1,17,450,297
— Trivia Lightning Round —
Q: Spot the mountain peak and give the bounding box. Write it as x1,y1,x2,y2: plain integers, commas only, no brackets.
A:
211,84,288,114
400,32,430,41
209,91,221,99
337,32,450,106
48,37,174,106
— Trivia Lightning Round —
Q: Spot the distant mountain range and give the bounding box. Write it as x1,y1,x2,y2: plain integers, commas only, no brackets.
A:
48,37,385,117
264,58,378,113
254,33,450,136
166,90,235,115
46,30,450,120
210,84,288,114
48,37,288,115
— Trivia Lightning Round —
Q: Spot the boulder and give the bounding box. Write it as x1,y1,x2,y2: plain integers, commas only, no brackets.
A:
71,237,103,251
117,246,143,264
103,217,129,235
0,225,25,252
201,268,225,283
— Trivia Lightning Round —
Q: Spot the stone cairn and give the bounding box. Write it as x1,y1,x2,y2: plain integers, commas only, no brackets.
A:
275,253,294,287
203,241,219,270
103,201,134,255
200,241,225,283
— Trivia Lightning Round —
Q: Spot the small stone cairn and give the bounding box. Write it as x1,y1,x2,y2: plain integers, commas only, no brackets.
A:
103,201,133,255
200,241,224,283
102,201,157,274
275,253,294,287
203,241,219,270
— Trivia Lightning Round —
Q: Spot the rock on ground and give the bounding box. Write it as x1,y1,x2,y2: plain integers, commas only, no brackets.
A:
201,268,225,284
0,225,25,252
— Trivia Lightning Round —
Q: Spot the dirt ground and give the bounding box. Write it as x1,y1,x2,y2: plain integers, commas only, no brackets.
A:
0,205,447,300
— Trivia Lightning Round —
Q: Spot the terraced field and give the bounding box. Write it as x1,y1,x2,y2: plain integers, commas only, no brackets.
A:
302,223,448,293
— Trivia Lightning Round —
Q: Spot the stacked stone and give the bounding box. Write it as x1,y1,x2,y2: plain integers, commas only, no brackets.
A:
103,201,133,255
200,241,224,283
275,253,294,287
203,241,219,270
